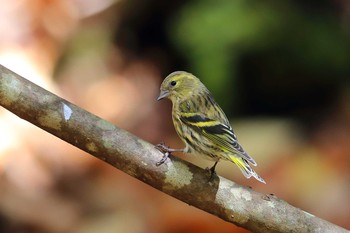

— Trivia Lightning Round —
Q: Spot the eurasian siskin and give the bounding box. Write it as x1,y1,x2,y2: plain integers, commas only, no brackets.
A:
156,71,265,184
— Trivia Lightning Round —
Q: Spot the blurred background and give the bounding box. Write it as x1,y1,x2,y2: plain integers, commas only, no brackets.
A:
0,0,349,232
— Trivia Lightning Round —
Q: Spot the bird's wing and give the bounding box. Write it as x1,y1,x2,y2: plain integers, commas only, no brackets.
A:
179,112,257,165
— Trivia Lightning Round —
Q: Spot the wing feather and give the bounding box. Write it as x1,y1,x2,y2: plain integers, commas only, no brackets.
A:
180,112,257,165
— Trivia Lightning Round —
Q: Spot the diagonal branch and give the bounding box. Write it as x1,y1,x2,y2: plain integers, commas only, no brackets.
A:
0,64,348,233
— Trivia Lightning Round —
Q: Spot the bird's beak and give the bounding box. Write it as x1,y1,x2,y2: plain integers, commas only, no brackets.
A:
157,90,169,101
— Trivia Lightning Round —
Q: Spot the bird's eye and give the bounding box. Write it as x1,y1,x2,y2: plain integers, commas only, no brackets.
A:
170,81,177,87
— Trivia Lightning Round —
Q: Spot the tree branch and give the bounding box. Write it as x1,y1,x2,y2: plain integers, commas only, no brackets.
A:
0,64,348,233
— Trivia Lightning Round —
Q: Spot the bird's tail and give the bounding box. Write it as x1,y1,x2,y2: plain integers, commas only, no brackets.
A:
229,155,266,184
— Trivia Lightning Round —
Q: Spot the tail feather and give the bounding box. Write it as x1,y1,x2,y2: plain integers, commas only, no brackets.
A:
229,155,266,184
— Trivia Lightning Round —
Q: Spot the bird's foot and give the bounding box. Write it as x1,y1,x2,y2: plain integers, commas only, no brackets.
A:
155,142,172,166
205,167,217,181
205,161,218,181
155,142,171,153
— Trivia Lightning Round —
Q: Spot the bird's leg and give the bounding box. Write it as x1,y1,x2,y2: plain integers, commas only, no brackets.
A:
155,142,184,166
208,161,218,179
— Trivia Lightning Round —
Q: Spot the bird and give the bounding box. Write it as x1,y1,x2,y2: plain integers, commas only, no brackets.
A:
156,71,265,184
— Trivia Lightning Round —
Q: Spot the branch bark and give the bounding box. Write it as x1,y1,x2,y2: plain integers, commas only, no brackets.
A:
0,64,348,233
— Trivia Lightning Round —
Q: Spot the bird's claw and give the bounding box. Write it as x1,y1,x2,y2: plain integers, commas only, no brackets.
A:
155,142,172,166
155,142,171,153
205,167,217,180
156,151,170,166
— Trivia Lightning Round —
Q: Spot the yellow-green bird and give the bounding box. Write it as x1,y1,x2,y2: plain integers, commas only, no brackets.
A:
156,71,265,184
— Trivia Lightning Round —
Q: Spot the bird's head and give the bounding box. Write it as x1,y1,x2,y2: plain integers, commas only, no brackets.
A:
157,71,204,102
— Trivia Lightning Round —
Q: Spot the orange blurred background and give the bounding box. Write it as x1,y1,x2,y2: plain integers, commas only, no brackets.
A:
0,0,349,232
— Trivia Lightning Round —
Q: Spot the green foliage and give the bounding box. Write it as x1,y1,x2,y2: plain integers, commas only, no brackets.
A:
168,0,350,114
